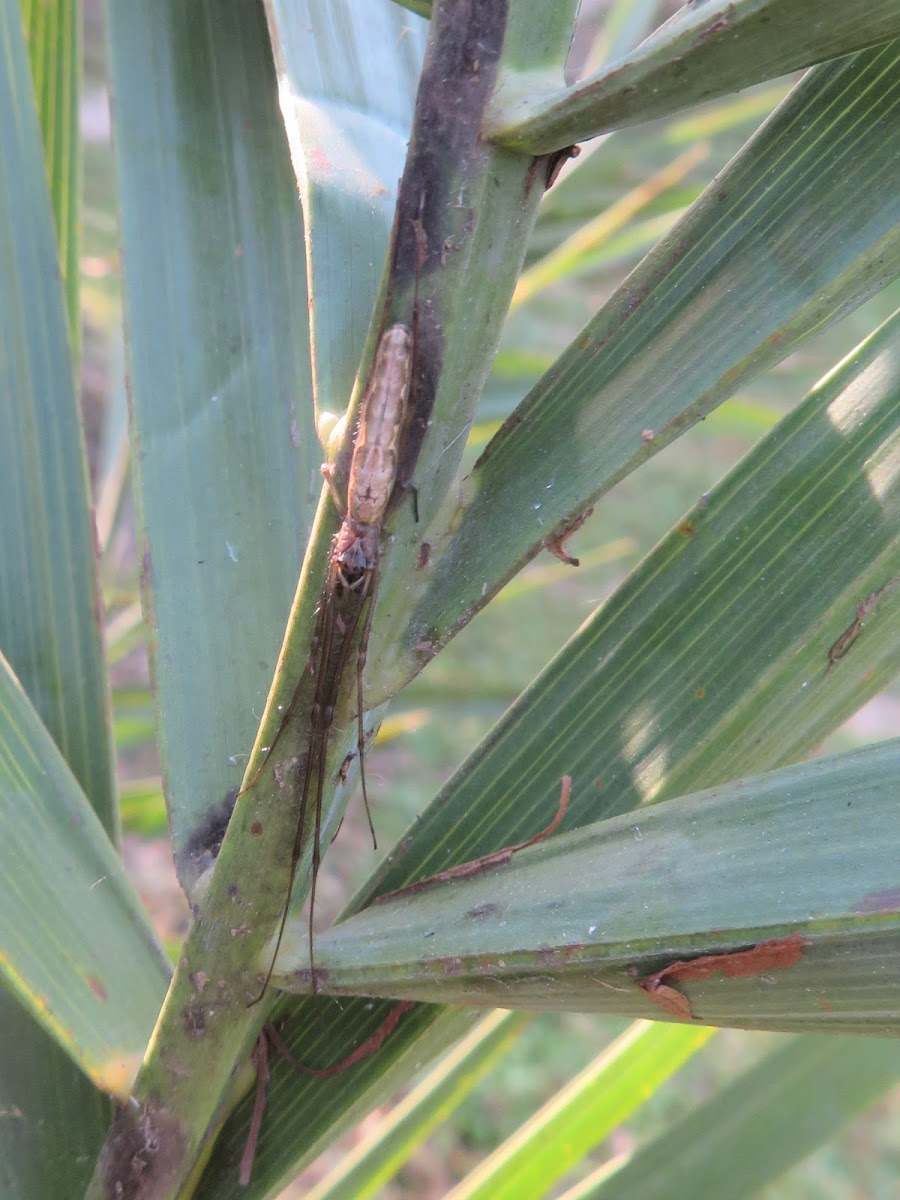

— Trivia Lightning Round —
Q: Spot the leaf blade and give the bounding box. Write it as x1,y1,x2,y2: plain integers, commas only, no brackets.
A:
206,297,900,1193
446,1022,716,1200
412,44,900,662
574,1035,900,1200
311,741,900,1036
488,0,900,151
108,0,317,883
265,0,427,421
0,654,170,1093
0,4,115,1193
19,0,80,347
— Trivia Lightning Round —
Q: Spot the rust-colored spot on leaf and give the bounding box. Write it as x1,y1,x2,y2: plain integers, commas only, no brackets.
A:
694,687,705,699
250,821,263,836
698,13,730,40
853,887,900,914
639,933,809,1020
189,970,208,994
88,974,108,1001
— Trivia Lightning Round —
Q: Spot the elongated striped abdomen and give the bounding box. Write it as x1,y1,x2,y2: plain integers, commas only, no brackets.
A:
347,324,412,527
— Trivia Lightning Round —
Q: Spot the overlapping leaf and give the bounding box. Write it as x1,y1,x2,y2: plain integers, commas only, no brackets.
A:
405,43,900,669
107,0,317,881
488,0,900,150
0,4,115,1195
0,655,169,1094
198,227,900,1200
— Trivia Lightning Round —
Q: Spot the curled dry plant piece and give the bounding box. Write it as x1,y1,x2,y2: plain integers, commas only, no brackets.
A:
544,508,594,567
638,932,810,1020
544,143,581,189
374,775,571,903
827,576,899,670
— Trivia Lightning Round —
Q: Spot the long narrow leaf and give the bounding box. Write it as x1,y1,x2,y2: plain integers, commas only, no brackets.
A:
19,0,80,346
407,44,900,667
199,227,900,1200
0,0,113,835
365,308,900,901
572,1036,900,1200
446,1022,716,1200
0,654,169,1094
264,0,426,420
309,742,900,1037
487,0,900,151
107,0,317,883
0,4,114,1195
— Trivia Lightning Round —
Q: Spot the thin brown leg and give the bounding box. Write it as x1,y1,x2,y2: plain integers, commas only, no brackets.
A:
354,567,379,850
321,462,347,517
264,1001,415,1080
306,699,331,995
239,1031,271,1186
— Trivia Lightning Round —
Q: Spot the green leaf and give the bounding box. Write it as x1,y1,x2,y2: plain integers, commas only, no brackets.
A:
0,1026,108,1200
90,5,588,1195
410,44,900,665
309,742,900,1036
204,299,900,1193
446,1022,716,1200
0,654,169,1093
107,0,317,884
95,346,131,565
308,1010,529,1200
0,0,114,836
575,1036,900,1200
376,305,900,891
583,0,663,72
0,5,116,1194
487,0,900,151
19,0,80,348
264,0,427,421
